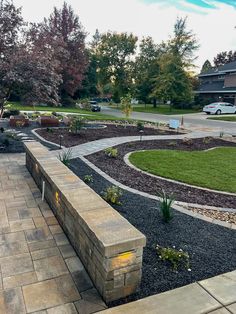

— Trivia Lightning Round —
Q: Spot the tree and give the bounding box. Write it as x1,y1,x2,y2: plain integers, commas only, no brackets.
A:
152,53,193,110
213,51,236,67
168,17,199,68
96,32,138,102
32,2,88,104
134,37,160,105
121,94,133,119
201,60,213,73
0,0,61,117
0,0,24,116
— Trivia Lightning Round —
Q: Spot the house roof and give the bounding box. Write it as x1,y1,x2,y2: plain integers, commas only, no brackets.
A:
197,80,236,94
199,60,236,77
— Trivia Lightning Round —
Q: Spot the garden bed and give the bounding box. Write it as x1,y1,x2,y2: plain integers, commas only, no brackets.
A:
69,157,236,307
87,138,236,208
35,124,176,147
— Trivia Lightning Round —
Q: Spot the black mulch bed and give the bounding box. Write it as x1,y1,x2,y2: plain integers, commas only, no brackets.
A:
69,158,236,307
87,138,236,208
36,124,176,147
0,120,60,153
0,133,25,153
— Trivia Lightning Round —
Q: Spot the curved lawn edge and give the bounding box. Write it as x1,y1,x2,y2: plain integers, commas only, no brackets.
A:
79,156,236,228
128,148,236,194
124,151,236,197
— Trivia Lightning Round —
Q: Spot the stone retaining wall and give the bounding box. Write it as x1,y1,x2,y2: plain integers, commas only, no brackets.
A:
24,142,146,303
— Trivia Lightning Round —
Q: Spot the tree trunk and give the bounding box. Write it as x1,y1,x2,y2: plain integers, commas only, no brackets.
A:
0,102,4,119
153,98,157,108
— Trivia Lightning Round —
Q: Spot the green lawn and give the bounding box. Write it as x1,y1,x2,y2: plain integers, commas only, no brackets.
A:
6,102,125,122
207,116,236,122
129,148,236,193
112,104,199,115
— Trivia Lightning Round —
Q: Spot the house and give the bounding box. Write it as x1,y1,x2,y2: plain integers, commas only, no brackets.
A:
197,60,236,105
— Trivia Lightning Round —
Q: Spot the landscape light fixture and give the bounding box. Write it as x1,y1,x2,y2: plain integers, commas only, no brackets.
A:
139,130,144,141
59,135,63,149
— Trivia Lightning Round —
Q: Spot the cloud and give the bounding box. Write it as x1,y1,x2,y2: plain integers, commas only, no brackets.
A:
142,0,236,11
14,0,236,70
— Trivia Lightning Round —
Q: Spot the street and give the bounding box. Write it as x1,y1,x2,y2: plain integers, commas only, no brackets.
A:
101,106,236,134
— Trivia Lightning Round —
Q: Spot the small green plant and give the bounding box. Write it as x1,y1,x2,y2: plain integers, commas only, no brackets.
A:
102,186,123,205
46,127,54,133
15,120,25,128
104,147,118,158
158,190,174,223
219,131,224,138
168,141,177,147
58,148,72,166
156,245,190,272
136,121,144,131
202,137,212,144
3,138,9,147
83,174,94,184
69,116,86,134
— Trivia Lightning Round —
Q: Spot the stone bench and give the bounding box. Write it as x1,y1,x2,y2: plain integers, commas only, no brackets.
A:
24,142,146,303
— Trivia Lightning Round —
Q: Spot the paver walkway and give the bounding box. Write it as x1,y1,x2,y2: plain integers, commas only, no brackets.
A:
0,154,106,314
99,270,236,314
50,130,220,159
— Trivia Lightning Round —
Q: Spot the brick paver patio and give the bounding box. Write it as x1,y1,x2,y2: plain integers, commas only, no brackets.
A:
0,154,107,314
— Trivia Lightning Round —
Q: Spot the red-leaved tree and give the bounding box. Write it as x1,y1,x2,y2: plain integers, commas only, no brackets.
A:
0,0,61,117
32,2,88,103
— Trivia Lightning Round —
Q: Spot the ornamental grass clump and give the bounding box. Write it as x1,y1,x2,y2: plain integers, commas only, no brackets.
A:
156,245,190,272
58,148,72,167
158,190,174,223
102,186,123,205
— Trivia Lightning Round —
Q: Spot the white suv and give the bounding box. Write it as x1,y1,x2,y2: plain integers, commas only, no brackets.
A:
203,102,236,115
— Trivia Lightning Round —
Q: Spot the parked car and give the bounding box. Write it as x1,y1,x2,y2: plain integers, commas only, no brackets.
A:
90,101,101,112
203,102,236,115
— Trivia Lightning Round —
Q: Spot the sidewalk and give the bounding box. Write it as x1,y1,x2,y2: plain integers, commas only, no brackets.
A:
0,154,106,314
50,130,219,159
99,271,236,314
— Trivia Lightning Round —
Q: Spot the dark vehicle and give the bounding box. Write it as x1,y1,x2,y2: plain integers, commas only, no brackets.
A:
90,101,101,112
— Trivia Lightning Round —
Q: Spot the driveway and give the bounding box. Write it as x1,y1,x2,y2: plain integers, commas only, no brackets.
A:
101,106,236,134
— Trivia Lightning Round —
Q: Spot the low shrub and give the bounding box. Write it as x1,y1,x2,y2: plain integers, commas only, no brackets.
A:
102,185,123,205
15,120,25,128
156,245,190,272
137,121,144,131
46,127,54,133
69,116,86,134
83,174,94,184
2,109,20,118
58,148,72,166
182,137,193,145
104,147,118,158
158,190,174,223
3,138,9,147
202,137,212,144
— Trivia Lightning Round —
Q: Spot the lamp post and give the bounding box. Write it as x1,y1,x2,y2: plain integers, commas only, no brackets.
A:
59,135,63,149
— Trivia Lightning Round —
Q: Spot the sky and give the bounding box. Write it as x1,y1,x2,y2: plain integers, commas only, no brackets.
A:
14,0,236,71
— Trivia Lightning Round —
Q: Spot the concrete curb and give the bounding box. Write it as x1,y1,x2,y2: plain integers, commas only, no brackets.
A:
79,156,236,230
31,128,65,149
124,152,236,197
